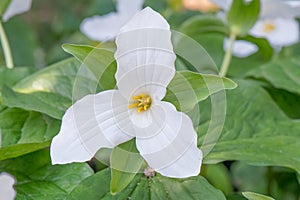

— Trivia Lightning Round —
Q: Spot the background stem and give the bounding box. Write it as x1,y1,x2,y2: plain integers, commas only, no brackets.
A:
0,21,14,69
219,32,236,77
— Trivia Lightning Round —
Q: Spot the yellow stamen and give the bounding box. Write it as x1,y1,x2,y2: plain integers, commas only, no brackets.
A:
263,21,276,33
128,93,152,113
128,102,139,109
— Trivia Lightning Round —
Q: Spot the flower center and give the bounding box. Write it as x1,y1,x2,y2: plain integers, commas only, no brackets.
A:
263,21,276,33
128,93,152,113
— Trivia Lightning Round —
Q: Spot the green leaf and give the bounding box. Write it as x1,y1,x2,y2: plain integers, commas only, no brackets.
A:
227,0,260,36
110,139,145,194
1,58,99,119
0,141,50,161
62,44,117,90
179,14,228,36
0,67,35,89
0,150,93,199
0,0,10,16
0,108,60,160
265,87,300,119
2,86,71,120
202,164,233,195
68,169,226,200
200,80,300,174
242,192,275,200
247,57,300,96
164,71,237,112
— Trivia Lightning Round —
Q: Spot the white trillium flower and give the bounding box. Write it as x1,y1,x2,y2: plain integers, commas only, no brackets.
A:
80,0,144,41
0,173,16,200
211,0,300,57
2,0,32,22
51,7,203,178
250,18,299,48
224,39,258,57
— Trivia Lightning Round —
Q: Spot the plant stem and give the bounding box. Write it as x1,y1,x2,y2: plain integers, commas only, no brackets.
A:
219,32,236,77
0,20,14,68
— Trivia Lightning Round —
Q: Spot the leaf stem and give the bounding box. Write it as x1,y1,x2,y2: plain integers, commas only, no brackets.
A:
0,20,14,68
219,32,236,77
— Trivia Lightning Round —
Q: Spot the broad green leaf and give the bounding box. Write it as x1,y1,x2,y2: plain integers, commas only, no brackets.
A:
227,0,260,36
247,57,300,118
200,80,300,174
180,15,228,36
1,58,99,119
202,164,233,195
0,67,35,88
163,71,237,112
0,141,50,161
62,44,117,90
0,108,60,160
2,86,71,120
110,139,145,194
0,0,10,16
265,87,300,119
247,57,300,96
242,192,275,200
0,150,93,199
68,169,226,200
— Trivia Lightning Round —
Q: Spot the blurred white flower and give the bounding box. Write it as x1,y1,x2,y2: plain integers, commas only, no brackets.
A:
0,173,16,200
224,39,258,57
250,18,299,48
285,1,300,7
80,0,144,41
2,0,32,22
51,7,202,178
212,0,300,57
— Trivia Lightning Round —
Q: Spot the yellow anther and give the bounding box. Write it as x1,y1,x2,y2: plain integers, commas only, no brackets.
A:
138,107,144,113
128,102,139,109
263,21,276,33
128,94,152,113
132,95,141,100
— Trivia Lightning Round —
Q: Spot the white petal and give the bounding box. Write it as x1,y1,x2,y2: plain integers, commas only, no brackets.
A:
115,7,176,83
128,101,167,137
136,101,202,178
117,64,175,100
117,0,144,14
250,18,299,47
0,173,16,200
224,39,258,58
285,1,300,7
261,0,300,19
50,90,133,164
80,13,126,41
2,0,32,22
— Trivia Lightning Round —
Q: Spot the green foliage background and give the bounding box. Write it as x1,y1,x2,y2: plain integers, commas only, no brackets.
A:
0,0,299,199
